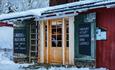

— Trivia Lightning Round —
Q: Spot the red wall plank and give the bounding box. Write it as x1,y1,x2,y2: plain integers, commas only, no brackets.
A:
110,9,115,70
49,0,75,6
0,22,13,27
95,8,115,70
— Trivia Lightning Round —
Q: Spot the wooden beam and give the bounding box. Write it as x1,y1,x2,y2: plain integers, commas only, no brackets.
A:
39,21,45,63
69,16,74,65
47,20,51,63
62,18,66,65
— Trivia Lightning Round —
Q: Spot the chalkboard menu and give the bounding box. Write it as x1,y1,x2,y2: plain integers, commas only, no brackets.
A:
78,23,91,56
14,28,27,55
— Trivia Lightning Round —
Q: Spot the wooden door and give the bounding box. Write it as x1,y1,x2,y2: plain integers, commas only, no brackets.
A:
50,19,63,63
44,18,69,64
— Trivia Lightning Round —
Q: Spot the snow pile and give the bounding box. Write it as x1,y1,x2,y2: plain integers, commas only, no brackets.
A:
37,67,107,70
0,27,13,49
0,51,14,64
48,67,89,70
0,64,31,70
0,65,107,70
0,64,20,70
0,27,13,64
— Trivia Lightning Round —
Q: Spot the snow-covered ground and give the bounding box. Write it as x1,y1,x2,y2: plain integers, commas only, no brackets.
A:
0,64,107,70
0,52,107,70
0,27,13,60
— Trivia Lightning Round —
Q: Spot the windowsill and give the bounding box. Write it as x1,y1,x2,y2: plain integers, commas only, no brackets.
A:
75,56,95,61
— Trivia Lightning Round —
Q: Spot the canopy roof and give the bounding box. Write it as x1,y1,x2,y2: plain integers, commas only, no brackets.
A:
0,0,115,21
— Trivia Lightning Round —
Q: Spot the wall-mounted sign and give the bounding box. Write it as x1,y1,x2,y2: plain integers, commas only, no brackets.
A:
96,27,107,40
75,13,96,58
14,28,27,56
78,23,91,56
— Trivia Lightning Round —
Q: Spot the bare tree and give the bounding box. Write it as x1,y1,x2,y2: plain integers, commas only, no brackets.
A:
0,0,49,14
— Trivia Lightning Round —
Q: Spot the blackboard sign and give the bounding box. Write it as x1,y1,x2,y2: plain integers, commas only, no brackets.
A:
78,23,91,56
14,28,27,55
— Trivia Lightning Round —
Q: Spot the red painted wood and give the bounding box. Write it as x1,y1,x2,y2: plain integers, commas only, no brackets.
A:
0,22,13,27
94,8,115,70
110,9,115,70
96,9,112,69
49,0,75,6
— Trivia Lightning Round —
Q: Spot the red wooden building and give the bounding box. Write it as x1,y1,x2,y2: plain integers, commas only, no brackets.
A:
0,0,115,70
0,22,13,27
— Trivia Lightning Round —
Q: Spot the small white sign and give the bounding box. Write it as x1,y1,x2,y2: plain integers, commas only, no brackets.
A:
96,28,107,40
101,31,107,40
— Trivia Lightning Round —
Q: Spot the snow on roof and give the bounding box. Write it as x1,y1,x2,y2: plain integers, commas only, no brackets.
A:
0,8,48,21
0,0,115,21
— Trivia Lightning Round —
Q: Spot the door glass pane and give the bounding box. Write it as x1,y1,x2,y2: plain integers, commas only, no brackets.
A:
57,35,62,40
57,41,62,47
52,35,57,47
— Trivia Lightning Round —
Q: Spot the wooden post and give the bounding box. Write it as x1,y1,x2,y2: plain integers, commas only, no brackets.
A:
47,20,51,63
62,18,66,65
39,21,45,63
69,16,74,65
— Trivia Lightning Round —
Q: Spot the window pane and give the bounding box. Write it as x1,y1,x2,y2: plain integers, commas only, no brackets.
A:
31,34,36,38
66,34,69,40
57,41,62,47
31,40,36,44
57,28,62,34
52,29,56,34
31,29,36,33
52,41,57,47
66,41,69,47
57,35,62,40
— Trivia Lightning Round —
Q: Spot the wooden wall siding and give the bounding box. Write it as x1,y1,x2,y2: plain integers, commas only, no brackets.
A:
95,8,115,70
65,48,69,64
50,0,76,6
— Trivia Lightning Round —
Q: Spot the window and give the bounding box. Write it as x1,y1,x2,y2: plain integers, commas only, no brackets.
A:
52,20,62,47
66,19,69,47
44,18,69,48
45,21,47,47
